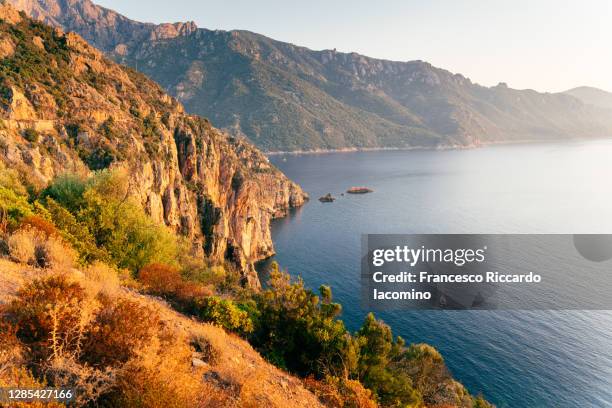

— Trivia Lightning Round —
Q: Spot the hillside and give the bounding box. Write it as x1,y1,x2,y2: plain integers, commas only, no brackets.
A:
0,258,325,407
7,0,612,152
563,86,612,110
0,3,306,287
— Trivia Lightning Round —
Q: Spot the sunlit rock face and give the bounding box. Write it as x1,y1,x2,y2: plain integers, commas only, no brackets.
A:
0,4,307,287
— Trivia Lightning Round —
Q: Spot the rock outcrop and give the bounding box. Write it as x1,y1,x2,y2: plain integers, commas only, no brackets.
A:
0,4,307,287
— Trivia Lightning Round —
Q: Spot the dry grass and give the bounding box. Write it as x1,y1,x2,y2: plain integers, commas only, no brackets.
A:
35,235,76,270
45,354,115,407
113,333,221,408
0,257,324,408
5,227,76,269
0,258,46,304
7,228,37,264
81,261,123,298
108,281,325,407
303,376,378,408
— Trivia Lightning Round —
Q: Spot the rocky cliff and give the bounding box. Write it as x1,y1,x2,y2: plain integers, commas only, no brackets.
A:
7,0,612,152
0,4,307,286
5,0,166,50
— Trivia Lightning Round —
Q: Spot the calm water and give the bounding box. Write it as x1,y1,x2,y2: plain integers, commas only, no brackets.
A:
262,140,612,408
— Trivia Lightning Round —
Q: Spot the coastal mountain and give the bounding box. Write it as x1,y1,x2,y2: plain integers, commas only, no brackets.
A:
0,2,306,286
563,86,612,110
7,0,612,152
0,5,494,407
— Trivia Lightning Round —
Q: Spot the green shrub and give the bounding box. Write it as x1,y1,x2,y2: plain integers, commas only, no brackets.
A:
355,313,420,406
82,143,119,170
77,170,178,271
181,261,244,293
42,169,179,271
0,186,33,230
44,197,110,264
99,117,118,139
41,173,87,213
193,296,254,336
0,161,28,196
22,128,39,143
0,162,32,230
251,264,356,376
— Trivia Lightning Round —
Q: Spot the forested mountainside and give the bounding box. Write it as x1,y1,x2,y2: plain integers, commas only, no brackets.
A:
7,0,612,152
0,2,306,286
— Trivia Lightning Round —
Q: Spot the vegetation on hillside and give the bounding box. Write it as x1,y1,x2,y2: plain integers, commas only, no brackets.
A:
0,160,493,407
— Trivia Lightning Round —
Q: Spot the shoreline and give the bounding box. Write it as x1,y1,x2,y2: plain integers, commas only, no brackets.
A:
264,136,611,156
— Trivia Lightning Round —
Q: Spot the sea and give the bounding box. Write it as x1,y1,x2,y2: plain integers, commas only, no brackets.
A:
260,139,612,408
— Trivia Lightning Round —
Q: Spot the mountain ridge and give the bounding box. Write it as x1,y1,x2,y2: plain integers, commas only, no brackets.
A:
9,0,612,152
563,86,612,110
0,2,306,286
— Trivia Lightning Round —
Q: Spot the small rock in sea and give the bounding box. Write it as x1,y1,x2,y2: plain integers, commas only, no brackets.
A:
319,193,335,202
346,186,373,194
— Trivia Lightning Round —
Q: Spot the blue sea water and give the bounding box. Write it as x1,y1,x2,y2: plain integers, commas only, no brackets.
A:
262,140,612,408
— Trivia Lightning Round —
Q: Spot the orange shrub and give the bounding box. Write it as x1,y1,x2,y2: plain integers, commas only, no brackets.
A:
0,367,65,408
19,215,59,238
304,375,378,408
138,263,183,296
81,296,161,368
0,321,23,371
6,275,86,360
175,281,213,302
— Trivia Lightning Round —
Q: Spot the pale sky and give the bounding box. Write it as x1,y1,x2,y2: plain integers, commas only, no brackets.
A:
94,0,612,93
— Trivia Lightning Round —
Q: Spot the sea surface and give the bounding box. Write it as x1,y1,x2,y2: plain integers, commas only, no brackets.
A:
261,140,612,408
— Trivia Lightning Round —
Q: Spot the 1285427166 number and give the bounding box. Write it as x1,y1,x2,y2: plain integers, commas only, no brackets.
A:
0,387,75,403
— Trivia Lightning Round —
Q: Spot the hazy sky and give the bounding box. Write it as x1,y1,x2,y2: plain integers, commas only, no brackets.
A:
94,0,612,93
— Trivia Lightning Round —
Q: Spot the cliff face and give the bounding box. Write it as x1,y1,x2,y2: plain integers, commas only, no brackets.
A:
7,0,612,152
0,4,307,286
5,0,161,50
